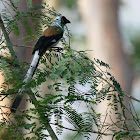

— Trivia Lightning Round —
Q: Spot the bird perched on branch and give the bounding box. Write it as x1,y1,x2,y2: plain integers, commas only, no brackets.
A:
11,15,70,113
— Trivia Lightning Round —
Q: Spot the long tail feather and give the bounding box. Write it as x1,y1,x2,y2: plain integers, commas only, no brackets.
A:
11,50,40,113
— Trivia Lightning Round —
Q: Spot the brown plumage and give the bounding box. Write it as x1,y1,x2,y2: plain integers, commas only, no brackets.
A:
32,29,63,56
42,26,63,37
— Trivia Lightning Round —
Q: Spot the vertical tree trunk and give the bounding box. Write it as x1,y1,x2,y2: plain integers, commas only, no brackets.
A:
9,0,43,112
78,0,133,139
79,0,132,94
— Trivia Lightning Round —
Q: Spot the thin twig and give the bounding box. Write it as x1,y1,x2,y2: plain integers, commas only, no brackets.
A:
0,15,16,58
124,94,140,103
50,123,113,136
71,132,79,140
0,95,8,101
26,88,59,140
100,76,140,103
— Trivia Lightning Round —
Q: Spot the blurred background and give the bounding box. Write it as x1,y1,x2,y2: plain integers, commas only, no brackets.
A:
0,0,140,139
58,0,140,105
52,0,140,139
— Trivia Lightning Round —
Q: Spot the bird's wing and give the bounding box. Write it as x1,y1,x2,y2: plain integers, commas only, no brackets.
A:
32,26,63,56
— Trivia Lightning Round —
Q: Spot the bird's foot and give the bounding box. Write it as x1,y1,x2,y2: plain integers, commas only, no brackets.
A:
50,47,63,52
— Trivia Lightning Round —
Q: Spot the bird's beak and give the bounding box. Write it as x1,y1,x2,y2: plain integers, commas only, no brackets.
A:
62,16,71,24
65,18,71,24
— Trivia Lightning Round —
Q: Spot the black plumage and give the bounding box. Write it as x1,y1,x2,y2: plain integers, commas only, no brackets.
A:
32,32,63,56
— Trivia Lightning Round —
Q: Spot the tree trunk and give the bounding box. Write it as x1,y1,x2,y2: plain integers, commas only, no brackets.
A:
79,0,132,94
78,0,133,139
8,0,43,112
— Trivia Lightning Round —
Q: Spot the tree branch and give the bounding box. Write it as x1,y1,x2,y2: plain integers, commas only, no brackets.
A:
99,76,140,103
27,89,58,140
0,14,58,140
50,123,113,136
0,15,16,58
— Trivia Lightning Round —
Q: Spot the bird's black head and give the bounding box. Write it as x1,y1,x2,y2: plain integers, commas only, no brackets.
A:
61,16,71,25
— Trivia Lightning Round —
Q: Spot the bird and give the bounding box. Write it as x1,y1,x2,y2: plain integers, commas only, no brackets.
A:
11,15,70,113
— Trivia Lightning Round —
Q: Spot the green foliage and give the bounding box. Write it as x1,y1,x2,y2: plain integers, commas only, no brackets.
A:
62,0,77,9
131,34,140,64
0,1,140,140
131,33,140,75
